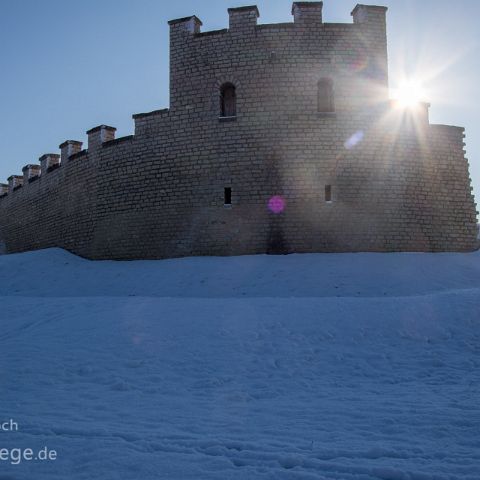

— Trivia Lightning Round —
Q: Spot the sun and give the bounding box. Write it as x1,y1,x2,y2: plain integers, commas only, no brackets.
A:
391,80,427,108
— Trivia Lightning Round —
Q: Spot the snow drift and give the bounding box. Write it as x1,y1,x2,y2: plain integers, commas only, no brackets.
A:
1,248,479,479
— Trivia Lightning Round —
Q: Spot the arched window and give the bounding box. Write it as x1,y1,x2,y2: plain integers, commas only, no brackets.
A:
220,83,236,117
317,78,334,113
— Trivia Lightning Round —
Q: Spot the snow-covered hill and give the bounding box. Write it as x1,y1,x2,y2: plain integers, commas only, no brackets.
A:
1,249,480,479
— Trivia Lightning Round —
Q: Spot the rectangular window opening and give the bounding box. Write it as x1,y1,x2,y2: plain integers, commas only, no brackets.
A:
325,185,332,202
224,187,232,205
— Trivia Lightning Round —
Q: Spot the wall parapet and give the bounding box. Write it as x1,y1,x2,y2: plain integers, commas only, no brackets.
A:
0,119,127,207
59,140,83,163
39,154,60,174
69,150,88,161
87,125,116,150
7,175,23,193
133,109,170,136
430,124,465,133
103,135,134,148
351,4,388,23
167,15,202,27
168,2,389,40
195,29,228,38
228,5,259,31
292,2,323,25
168,15,202,35
22,164,41,183
132,108,169,120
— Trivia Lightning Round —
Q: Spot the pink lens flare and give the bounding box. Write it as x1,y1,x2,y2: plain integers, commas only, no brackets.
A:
268,196,286,214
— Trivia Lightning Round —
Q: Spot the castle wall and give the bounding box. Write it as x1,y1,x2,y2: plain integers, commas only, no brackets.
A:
0,3,477,259
0,150,99,257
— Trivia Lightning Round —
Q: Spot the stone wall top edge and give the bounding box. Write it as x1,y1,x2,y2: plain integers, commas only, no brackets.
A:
69,150,89,161
103,135,135,148
351,4,388,15
430,124,465,132
59,140,83,149
255,23,293,30
22,164,40,171
195,28,229,38
132,108,170,120
39,153,60,162
168,15,203,26
293,1,323,6
227,5,260,17
86,125,116,135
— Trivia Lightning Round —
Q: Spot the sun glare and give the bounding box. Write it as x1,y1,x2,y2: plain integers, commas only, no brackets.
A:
392,80,427,108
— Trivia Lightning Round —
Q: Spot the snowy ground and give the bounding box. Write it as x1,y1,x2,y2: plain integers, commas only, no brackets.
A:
1,248,480,479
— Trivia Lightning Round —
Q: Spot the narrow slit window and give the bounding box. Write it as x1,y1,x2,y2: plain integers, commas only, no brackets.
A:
224,187,232,205
325,185,332,202
318,78,335,113
220,83,236,117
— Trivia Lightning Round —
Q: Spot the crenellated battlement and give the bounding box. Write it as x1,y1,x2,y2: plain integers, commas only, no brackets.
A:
22,164,41,184
351,4,388,24
7,175,23,193
292,2,323,24
228,5,259,32
0,124,119,202
167,2,387,36
0,2,476,258
59,140,83,164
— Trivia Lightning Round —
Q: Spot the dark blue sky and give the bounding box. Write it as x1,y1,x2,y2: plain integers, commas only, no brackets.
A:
1,0,478,197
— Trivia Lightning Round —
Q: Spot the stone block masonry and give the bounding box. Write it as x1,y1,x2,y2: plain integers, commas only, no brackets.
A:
0,2,477,259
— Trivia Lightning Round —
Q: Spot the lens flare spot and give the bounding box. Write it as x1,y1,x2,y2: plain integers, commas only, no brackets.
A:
268,196,286,214
344,131,364,149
